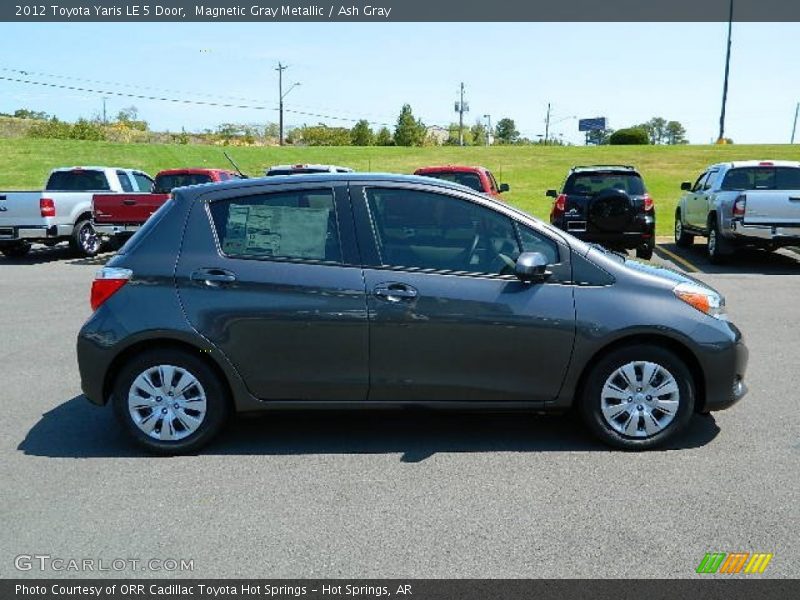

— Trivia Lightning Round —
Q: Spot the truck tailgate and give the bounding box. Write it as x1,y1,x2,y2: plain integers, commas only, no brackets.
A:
743,190,800,226
93,193,170,224
0,192,46,229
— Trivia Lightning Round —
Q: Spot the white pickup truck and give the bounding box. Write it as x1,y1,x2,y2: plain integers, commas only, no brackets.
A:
0,166,154,258
674,160,800,263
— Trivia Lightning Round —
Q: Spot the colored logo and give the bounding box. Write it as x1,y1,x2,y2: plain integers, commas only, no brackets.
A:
696,552,773,574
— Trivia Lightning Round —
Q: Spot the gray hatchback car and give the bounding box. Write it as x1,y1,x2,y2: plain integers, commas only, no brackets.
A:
77,174,748,454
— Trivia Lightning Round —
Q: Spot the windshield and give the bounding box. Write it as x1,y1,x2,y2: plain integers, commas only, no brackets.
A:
45,170,110,191
419,171,483,192
154,174,212,193
565,172,645,196
266,168,330,176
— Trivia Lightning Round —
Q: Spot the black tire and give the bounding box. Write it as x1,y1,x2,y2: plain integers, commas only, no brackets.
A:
706,217,730,264
0,242,32,258
579,344,695,450
674,210,694,247
112,349,230,455
69,218,101,257
636,241,654,260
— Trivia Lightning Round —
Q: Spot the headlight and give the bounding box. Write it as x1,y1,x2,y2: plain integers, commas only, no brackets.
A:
673,282,726,319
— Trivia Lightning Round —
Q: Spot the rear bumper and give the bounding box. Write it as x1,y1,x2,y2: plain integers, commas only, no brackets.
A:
0,224,71,242
552,216,655,248
95,223,141,237
730,220,800,245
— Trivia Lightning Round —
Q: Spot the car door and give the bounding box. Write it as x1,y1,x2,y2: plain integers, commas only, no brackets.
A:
685,171,709,229
699,169,720,229
351,182,576,403
175,181,369,401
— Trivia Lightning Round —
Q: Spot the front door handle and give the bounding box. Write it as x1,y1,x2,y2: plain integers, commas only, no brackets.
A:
191,268,237,287
373,282,418,302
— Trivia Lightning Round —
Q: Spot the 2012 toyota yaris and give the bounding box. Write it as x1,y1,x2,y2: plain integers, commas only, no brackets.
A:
77,173,748,454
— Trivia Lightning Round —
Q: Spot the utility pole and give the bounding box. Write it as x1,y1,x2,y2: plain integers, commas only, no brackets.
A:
718,0,734,143
483,114,492,146
276,62,287,146
102,97,107,124
454,83,469,146
544,103,551,146
791,102,799,144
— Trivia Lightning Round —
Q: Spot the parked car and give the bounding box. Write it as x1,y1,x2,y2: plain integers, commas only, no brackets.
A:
93,168,241,243
413,165,509,199
547,165,655,259
674,160,800,263
265,164,354,176
0,166,153,258
77,173,747,454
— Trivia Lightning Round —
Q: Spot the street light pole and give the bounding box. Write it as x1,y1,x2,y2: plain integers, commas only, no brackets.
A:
791,102,799,144
718,0,734,143
544,103,551,146
276,63,287,146
483,114,492,146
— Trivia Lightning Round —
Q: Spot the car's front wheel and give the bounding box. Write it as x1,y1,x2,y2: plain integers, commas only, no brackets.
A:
579,344,695,450
112,349,229,454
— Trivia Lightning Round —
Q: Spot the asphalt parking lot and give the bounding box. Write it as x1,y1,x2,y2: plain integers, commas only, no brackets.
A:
0,242,798,579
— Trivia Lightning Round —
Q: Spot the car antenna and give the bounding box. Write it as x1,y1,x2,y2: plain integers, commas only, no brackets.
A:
224,151,249,179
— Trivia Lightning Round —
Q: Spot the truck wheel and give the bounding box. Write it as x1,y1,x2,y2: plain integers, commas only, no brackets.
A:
69,219,101,257
579,344,695,450
707,218,731,264
112,349,230,455
674,211,694,247
0,242,32,258
636,240,654,260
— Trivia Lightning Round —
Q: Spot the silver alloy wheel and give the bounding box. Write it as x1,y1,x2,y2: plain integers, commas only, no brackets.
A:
128,364,208,441
708,228,717,257
79,222,100,255
600,361,680,438
674,218,682,242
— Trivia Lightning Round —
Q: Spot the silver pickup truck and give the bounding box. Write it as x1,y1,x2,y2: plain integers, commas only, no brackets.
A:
0,166,154,258
674,160,800,263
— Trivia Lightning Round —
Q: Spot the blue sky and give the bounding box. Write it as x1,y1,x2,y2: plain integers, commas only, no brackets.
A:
0,22,798,144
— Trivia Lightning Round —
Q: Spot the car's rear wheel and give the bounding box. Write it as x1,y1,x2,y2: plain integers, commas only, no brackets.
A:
636,240,654,260
674,211,694,247
579,344,695,450
707,218,730,264
112,349,229,455
0,242,32,258
69,218,101,257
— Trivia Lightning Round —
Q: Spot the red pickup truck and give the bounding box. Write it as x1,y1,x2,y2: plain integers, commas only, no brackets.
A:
93,168,240,241
413,165,509,199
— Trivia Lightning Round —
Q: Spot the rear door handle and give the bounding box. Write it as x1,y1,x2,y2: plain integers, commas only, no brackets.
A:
191,268,237,287
789,197,800,202
123,199,137,206
373,282,418,302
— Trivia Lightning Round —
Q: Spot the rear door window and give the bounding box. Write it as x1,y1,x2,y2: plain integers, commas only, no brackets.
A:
208,189,342,263
45,170,111,191
116,170,134,192
132,172,154,192
565,173,645,196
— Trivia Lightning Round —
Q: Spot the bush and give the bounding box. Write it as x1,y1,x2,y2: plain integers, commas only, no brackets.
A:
609,128,650,145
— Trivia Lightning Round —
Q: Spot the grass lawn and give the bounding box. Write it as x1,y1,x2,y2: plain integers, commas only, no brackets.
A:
1,138,799,235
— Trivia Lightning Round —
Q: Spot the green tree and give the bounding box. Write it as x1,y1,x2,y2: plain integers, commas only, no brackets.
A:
470,121,488,146
350,119,374,146
375,126,394,146
393,104,426,147
586,128,613,145
445,122,473,146
14,108,49,120
295,123,352,146
665,120,688,145
494,118,519,144
609,127,650,145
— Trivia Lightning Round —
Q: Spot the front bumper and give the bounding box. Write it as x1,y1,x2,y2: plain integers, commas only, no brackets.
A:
702,336,749,412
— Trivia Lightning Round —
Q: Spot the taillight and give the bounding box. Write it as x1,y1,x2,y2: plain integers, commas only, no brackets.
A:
90,267,132,311
40,197,55,217
733,194,746,218
642,194,654,212
551,193,567,220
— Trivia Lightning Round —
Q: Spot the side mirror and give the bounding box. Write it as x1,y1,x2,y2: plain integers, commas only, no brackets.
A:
546,189,558,198
680,181,692,191
499,183,510,193
515,252,551,282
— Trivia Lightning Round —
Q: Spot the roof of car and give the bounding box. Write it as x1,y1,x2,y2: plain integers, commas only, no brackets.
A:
414,165,488,174
570,165,638,173
266,164,354,172
175,172,481,196
712,160,800,169
156,168,235,176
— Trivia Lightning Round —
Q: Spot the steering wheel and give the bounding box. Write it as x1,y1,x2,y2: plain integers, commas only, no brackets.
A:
465,232,481,268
